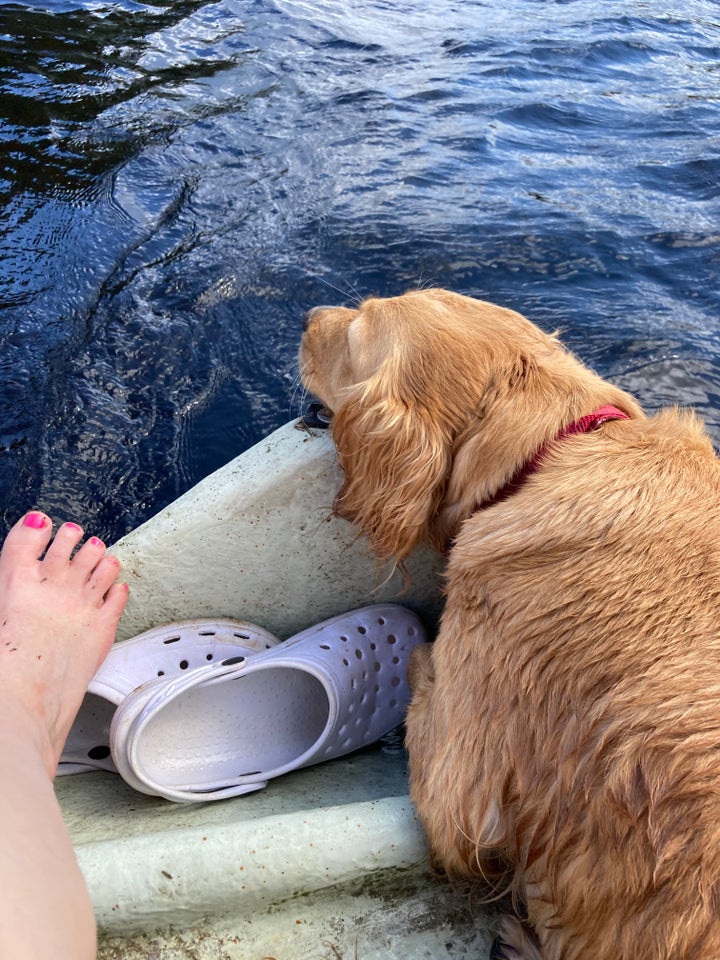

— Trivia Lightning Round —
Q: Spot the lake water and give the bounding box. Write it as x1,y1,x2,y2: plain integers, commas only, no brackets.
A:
1,0,719,542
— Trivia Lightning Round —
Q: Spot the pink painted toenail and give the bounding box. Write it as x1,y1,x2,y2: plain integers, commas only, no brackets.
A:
23,513,46,529
65,522,82,531
89,537,104,547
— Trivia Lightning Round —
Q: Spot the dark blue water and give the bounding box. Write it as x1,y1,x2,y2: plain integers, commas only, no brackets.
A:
1,0,719,542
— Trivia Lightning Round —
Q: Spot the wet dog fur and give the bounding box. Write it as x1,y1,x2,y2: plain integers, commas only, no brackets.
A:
300,288,720,960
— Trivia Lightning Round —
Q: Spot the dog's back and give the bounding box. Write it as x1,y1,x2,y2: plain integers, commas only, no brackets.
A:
416,408,720,959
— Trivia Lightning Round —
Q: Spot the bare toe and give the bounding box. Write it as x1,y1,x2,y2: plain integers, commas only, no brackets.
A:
42,522,85,575
86,553,122,600
0,512,54,568
101,581,130,622
69,534,108,583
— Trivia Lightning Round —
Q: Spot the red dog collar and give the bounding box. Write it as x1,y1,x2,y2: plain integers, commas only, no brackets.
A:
477,405,631,511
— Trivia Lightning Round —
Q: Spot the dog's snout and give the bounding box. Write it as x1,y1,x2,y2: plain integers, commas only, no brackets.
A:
302,305,335,332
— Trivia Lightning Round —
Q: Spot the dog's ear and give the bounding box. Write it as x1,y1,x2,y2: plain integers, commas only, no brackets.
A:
331,382,451,563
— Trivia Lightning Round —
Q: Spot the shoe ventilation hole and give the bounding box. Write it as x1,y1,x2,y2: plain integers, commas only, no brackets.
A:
88,745,111,760
319,644,331,650
234,632,250,640
387,634,396,644
393,656,400,664
357,626,367,635
221,655,246,667
408,627,416,636
179,660,189,670
199,631,216,637
340,635,348,643
370,642,376,650
374,662,381,672
355,649,363,659
391,676,401,687
163,637,181,645
377,617,385,625
206,653,213,661
157,670,165,676
389,699,397,709
342,658,349,666
238,770,261,777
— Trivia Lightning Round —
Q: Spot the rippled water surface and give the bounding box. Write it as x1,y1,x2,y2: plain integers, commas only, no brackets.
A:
1,0,719,540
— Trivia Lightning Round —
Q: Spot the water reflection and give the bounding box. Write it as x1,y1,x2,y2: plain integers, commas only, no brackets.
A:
0,0,718,539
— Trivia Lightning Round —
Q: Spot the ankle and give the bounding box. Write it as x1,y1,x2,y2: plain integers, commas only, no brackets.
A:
0,701,57,780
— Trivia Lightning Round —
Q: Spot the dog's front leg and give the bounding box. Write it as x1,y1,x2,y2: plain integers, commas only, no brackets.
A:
407,642,435,694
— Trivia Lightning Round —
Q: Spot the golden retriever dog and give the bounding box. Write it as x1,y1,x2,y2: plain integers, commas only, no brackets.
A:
300,288,720,960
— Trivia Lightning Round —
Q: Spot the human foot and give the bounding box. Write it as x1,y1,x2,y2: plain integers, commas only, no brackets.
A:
0,511,128,776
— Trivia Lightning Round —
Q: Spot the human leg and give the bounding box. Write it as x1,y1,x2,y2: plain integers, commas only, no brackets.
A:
0,511,128,960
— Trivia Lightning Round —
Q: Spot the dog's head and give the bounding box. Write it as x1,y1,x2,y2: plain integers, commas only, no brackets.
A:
300,288,638,561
